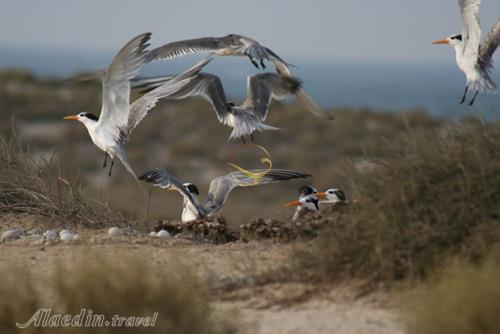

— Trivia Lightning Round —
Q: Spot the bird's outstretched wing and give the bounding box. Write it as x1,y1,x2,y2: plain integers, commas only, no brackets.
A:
145,36,233,63
97,33,151,142
139,168,207,216
245,73,328,121
126,59,211,139
458,0,482,60
479,19,500,70
203,169,310,215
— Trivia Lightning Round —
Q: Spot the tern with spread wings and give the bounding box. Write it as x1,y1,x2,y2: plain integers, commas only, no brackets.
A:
432,0,500,105
133,60,327,142
139,167,310,222
63,33,206,178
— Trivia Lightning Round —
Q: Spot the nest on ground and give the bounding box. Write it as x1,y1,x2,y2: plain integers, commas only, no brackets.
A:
153,216,240,244
241,202,351,242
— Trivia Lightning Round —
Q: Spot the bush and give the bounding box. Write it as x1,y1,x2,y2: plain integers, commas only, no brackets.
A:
294,118,500,283
0,132,123,227
0,251,236,334
405,255,500,334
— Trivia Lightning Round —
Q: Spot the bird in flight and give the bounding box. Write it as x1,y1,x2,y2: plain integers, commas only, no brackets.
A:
132,59,327,142
145,34,289,70
432,0,500,105
63,33,206,178
286,185,346,221
139,167,310,223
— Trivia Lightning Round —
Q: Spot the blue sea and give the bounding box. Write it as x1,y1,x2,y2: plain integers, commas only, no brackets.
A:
1,46,499,118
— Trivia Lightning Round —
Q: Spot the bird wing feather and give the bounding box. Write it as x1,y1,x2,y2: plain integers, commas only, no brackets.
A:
97,33,151,142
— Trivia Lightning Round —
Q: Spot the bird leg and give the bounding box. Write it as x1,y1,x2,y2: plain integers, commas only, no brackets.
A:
260,59,266,69
251,133,255,142
102,152,108,168
241,137,246,144
108,159,115,177
459,85,468,104
469,91,479,106
248,56,259,69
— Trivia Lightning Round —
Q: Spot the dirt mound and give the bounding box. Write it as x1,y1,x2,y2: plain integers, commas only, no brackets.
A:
153,216,240,244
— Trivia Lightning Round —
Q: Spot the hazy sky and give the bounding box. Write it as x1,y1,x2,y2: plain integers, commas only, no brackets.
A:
1,0,500,63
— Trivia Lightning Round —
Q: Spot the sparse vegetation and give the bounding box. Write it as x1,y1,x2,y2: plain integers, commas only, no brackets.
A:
404,255,500,334
0,132,124,227
0,251,236,334
294,118,500,284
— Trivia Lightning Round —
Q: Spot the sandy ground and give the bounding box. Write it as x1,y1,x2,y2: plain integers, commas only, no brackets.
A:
0,215,405,334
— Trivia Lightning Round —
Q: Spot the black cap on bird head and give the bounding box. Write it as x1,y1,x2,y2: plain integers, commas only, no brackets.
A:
299,185,317,197
184,183,200,196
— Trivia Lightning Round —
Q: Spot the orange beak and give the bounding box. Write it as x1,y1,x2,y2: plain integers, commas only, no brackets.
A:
432,39,449,45
285,200,302,207
63,115,79,121
316,192,327,199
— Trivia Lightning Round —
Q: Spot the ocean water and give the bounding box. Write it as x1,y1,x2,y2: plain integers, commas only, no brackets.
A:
1,46,499,117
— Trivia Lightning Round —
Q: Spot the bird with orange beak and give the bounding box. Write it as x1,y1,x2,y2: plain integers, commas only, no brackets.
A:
432,0,499,105
286,186,346,221
63,32,207,179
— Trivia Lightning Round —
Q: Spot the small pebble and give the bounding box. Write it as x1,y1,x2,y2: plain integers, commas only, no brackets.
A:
1,229,24,241
60,230,79,241
107,227,122,237
43,230,59,240
157,230,170,238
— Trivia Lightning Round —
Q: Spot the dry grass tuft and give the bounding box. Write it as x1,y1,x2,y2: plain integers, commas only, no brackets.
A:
0,251,237,334
0,132,124,227
404,254,500,334
294,118,500,284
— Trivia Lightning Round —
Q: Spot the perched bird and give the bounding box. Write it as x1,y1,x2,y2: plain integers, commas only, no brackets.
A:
145,34,288,70
132,60,326,141
286,186,322,221
321,188,347,204
286,186,347,220
63,33,205,178
139,167,310,223
432,0,500,105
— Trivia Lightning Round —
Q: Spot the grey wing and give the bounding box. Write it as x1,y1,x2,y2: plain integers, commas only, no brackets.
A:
138,168,207,216
97,33,151,141
246,73,326,121
126,59,210,137
165,72,230,124
458,0,482,59
145,36,231,63
203,169,310,214
479,19,500,70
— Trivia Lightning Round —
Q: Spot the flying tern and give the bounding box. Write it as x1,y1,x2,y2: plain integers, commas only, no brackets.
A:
139,167,310,223
132,60,326,141
145,34,288,70
432,0,500,105
63,33,205,178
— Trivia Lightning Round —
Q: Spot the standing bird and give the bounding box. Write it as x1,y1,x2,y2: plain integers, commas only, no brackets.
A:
63,33,206,178
432,0,500,105
145,34,288,70
139,167,310,222
132,60,327,141
285,186,347,221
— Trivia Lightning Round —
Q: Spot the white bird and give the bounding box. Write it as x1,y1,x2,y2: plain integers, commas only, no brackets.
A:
433,0,500,105
139,167,310,223
286,185,346,220
132,60,327,141
286,186,321,221
1,229,24,242
145,34,289,70
43,230,59,240
142,34,330,121
63,33,204,179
